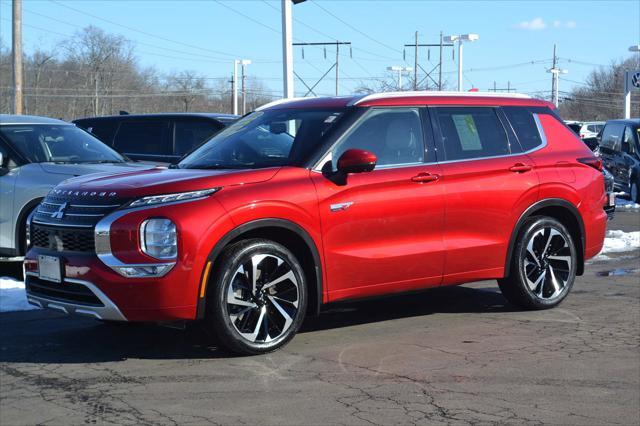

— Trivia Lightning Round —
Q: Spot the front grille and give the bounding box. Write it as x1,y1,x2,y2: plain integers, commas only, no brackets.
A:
31,224,95,252
26,275,103,306
32,193,127,229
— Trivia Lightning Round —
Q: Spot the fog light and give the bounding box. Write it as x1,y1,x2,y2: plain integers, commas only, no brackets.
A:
114,264,174,278
140,218,177,260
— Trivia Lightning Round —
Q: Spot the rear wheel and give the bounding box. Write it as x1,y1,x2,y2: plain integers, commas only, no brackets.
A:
206,239,307,355
498,217,577,310
631,179,639,204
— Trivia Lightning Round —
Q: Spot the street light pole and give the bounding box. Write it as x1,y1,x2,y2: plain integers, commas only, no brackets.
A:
444,34,479,92
12,0,23,115
387,66,413,90
240,59,251,115
232,60,239,115
281,0,294,99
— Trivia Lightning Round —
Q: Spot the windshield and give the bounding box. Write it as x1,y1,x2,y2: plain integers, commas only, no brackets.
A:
0,124,125,164
179,108,344,169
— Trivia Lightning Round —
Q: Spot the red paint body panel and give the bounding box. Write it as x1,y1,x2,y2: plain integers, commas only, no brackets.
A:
24,94,608,323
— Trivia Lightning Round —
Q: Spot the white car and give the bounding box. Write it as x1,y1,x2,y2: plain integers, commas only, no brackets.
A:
578,121,605,139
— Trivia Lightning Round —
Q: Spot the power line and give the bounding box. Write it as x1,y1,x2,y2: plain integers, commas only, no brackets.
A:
309,0,402,56
49,0,254,60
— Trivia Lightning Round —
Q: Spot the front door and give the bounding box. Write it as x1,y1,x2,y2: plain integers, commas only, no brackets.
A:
311,107,445,302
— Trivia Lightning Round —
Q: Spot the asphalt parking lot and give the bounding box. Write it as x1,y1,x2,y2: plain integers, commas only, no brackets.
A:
1,213,638,425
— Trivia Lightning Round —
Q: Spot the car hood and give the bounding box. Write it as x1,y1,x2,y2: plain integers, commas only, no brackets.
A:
55,167,281,199
39,162,154,176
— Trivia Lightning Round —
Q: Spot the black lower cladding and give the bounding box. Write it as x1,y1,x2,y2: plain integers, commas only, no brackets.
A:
26,275,104,306
31,224,95,252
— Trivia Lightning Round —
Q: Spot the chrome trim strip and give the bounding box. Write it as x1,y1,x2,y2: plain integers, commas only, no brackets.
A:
32,219,94,228
25,272,127,321
36,209,105,217
95,205,177,278
42,202,121,208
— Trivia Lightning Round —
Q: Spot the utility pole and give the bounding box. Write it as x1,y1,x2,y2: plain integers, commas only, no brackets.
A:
94,73,99,116
232,60,238,115
229,73,234,114
292,41,351,96
413,31,418,90
12,0,23,115
404,32,453,91
241,60,251,115
438,32,444,91
547,44,567,108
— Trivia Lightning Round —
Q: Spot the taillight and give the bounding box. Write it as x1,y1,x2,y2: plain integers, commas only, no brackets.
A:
577,157,603,171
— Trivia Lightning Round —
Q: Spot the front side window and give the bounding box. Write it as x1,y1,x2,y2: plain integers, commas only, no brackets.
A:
331,108,424,168
434,107,510,161
114,121,172,156
179,109,344,169
0,125,124,164
622,126,638,155
503,107,543,152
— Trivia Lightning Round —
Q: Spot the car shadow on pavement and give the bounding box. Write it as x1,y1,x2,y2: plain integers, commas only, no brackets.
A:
0,284,514,363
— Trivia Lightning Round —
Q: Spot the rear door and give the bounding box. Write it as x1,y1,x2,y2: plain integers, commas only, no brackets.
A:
598,123,625,187
112,119,173,164
311,107,445,301
431,106,539,282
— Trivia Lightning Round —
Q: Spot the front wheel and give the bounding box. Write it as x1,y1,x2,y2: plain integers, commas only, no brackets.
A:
206,239,307,355
498,217,577,310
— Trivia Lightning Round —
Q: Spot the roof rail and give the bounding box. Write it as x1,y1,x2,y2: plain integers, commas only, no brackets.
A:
350,91,531,106
255,97,311,111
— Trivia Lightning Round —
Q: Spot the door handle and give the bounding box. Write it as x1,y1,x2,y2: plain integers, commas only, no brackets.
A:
509,163,533,173
411,172,439,183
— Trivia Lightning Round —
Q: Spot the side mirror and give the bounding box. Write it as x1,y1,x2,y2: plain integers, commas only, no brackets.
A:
337,149,377,174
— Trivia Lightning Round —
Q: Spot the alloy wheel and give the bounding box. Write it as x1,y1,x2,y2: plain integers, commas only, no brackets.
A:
226,253,300,343
522,227,573,300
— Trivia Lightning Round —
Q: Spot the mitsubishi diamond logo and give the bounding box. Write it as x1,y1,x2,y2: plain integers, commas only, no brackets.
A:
51,202,68,219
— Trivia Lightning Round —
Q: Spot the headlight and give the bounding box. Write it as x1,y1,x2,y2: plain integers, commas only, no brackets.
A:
127,188,220,209
140,218,177,260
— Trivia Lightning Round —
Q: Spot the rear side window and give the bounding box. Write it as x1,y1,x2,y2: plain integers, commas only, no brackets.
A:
174,120,222,156
113,121,172,156
79,121,119,145
600,123,624,152
434,107,509,161
502,107,543,151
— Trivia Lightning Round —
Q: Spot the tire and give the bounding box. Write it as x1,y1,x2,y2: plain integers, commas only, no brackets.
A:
631,179,639,204
206,239,307,355
498,217,577,310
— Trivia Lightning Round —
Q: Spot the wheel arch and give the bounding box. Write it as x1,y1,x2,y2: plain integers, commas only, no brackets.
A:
196,218,323,319
505,198,585,277
14,197,43,255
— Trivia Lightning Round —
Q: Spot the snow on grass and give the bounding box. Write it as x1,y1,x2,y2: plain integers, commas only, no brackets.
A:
0,276,38,313
600,230,640,255
615,194,640,211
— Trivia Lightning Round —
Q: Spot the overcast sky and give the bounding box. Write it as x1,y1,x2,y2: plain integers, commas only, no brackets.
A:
1,0,638,99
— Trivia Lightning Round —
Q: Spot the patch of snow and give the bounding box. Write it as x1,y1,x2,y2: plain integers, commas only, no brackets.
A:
0,276,38,313
600,230,640,255
614,193,640,210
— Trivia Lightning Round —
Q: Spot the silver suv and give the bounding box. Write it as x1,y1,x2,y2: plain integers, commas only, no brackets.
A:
0,115,153,260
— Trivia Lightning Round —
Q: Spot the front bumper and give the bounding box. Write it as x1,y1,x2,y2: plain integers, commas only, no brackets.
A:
25,271,127,321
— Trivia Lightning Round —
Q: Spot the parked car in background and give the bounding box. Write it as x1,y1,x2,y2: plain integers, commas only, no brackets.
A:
576,121,605,139
24,93,609,355
0,114,154,260
597,119,640,203
73,113,238,164
565,120,582,136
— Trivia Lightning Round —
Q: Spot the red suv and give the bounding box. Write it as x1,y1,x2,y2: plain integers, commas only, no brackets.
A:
24,93,608,355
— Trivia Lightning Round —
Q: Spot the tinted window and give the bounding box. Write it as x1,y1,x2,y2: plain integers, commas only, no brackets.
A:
175,120,222,156
179,109,344,169
0,125,124,164
113,121,172,156
600,123,624,152
503,107,543,152
623,126,637,154
332,108,424,168
435,107,509,161
82,121,119,145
